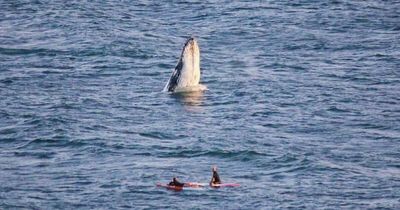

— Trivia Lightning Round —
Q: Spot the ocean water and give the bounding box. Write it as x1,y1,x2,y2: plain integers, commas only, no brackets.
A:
1,0,400,209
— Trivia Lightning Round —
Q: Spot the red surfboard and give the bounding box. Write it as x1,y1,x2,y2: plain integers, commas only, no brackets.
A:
156,182,205,191
157,182,239,190
156,183,184,191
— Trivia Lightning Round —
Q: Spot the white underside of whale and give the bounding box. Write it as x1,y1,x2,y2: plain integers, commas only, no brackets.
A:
164,37,206,93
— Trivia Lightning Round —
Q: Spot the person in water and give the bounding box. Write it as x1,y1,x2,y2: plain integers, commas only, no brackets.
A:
210,165,222,186
168,177,185,187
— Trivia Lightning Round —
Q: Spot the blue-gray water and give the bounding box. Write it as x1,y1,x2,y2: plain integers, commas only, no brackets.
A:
1,1,400,209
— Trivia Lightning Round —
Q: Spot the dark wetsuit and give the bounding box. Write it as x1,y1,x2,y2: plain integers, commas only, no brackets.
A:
168,179,184,187
210,170,221,184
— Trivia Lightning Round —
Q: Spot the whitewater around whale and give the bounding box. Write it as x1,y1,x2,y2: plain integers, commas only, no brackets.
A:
163,37,207,93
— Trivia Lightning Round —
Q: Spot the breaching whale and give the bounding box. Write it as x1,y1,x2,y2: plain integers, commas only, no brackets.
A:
163,37,206,92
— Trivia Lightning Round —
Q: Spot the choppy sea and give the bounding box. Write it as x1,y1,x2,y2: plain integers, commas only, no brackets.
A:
1,0,400,209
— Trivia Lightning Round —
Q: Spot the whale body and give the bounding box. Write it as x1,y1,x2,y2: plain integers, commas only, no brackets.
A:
164,37,206,92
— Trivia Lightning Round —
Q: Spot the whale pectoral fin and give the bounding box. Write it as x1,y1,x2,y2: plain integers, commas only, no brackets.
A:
165,59,183,92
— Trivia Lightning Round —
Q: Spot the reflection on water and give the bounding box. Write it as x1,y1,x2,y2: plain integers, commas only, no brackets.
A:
172,90,205,109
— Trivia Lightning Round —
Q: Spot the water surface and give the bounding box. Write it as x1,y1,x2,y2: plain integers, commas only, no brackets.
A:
1,0,400,209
